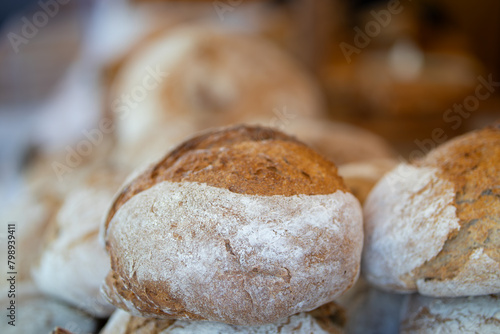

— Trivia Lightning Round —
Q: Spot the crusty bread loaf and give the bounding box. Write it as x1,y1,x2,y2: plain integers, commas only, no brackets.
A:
102,125,363,325
363,124,500,296
100,303,345,334
107,24,325,169
32,164,127,317
400,294,500,334
109,25,324,132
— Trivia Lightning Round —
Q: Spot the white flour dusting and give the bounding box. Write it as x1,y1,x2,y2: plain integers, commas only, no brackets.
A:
105,181,363,324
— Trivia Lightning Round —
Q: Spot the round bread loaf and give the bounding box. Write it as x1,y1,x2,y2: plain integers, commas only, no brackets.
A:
400,294,500,334
102,125,363,325
101,303,345,334
107,24,324,168
363,124,500,296
32,164,126,317
109,25,324,132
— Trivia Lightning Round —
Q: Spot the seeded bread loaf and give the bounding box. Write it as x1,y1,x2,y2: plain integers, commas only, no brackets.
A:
102,125,363,325
363,124,500,296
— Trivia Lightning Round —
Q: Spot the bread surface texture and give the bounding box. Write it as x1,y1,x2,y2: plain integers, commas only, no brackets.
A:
100,303,345,334
400,294,500,334
102,125,363,325
363,124,500,296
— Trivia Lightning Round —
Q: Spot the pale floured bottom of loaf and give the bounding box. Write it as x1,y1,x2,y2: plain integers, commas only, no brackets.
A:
32,188,115,317
104,181,363,325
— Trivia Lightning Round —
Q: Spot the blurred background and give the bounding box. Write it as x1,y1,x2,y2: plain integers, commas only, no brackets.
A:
1,0,499,196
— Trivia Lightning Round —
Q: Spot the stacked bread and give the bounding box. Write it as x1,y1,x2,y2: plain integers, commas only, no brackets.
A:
13,6,499,332
362,123,500,332
31,161,128,318
8,20,405,333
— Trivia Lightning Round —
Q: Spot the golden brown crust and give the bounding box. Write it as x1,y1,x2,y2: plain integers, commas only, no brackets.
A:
105,125,347,231
410,124,500,282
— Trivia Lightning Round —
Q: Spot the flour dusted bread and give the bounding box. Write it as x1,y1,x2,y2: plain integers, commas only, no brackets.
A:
32,163,127,317
102,125,363,325
363,124,500,296
101,303,345,334
400,294,500,334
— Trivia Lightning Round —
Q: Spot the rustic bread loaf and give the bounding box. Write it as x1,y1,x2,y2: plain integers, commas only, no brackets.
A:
400,294,500,334
363,124,500,296
32,164,126,317
100,303,345,334
107,24,325,169
102,125,363,325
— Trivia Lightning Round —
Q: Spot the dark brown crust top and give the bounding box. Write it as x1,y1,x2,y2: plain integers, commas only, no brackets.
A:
410,123,500,282
105,125,347,231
